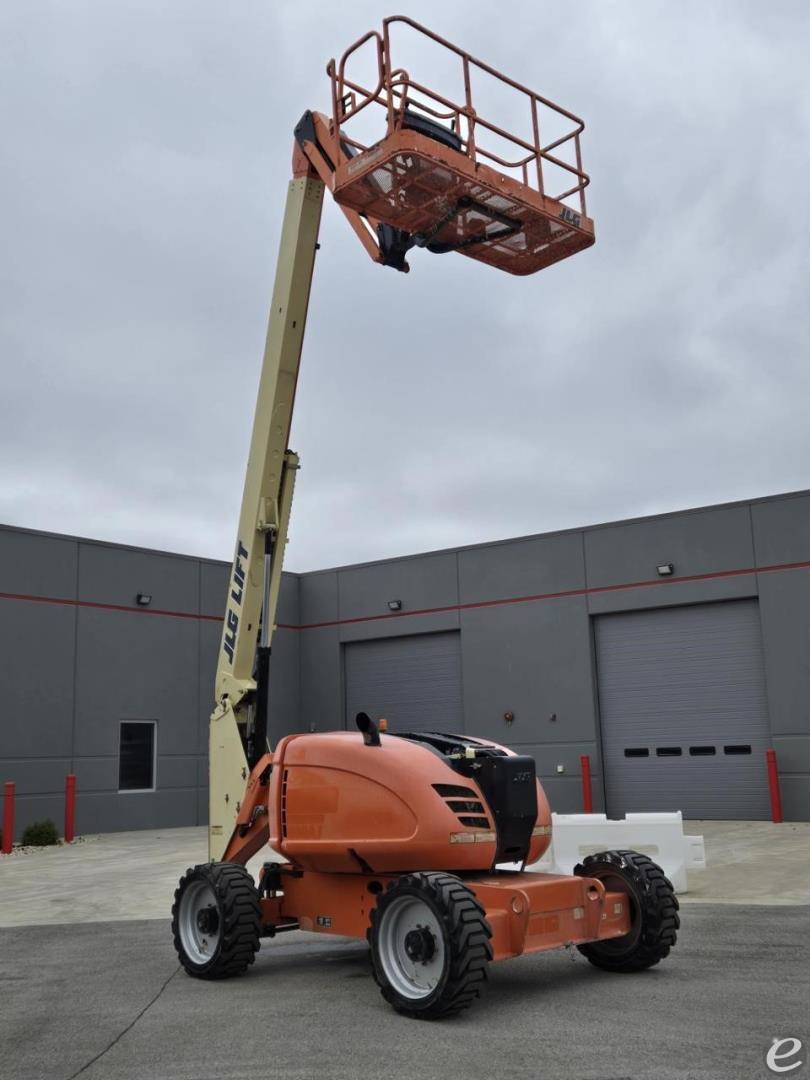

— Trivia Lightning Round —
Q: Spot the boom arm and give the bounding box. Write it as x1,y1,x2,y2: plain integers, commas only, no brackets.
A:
209,169,324,860
209,112,409,860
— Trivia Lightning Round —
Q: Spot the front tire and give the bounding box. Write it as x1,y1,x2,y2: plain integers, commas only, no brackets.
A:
171,862,261,979
368,872,492,1019
574,849,679,972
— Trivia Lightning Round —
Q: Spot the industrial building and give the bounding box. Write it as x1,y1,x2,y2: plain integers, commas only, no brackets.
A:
2,487,809,839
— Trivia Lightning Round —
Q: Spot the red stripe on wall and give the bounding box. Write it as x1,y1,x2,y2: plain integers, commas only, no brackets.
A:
293,558,810,629
1,558,808,631
0,590,222,622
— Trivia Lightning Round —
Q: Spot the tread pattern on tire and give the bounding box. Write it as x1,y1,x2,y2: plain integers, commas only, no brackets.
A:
171,862,261,980
574,849,680,972
368,871,493,1019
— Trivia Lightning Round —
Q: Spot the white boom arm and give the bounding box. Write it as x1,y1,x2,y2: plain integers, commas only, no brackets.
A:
209,174,324,860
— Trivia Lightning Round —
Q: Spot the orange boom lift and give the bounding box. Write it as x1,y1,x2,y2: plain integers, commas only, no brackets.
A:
171,16,679,1018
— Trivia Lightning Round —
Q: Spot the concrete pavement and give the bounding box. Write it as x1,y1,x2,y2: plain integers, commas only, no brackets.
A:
682,819,810,905
1,819,808,928
0,827,223,927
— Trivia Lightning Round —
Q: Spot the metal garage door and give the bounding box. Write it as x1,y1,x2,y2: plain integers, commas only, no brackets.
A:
344,632,464,734
595,600,771,819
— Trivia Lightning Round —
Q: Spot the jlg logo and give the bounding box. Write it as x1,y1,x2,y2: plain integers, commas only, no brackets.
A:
222,540,248,664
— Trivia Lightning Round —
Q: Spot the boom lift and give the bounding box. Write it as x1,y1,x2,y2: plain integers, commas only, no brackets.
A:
172,17,679,1019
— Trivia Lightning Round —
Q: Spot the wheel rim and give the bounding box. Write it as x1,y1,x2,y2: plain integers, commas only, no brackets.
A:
378,895,446,1001
178,880,222,965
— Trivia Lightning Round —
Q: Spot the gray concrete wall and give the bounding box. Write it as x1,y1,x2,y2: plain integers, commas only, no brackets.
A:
296,490,810,819
0,525,298,839
2,488,809,837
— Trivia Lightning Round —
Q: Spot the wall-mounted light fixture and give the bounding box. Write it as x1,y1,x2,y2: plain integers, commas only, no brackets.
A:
387,599,402,611
136,593,152,606
656,563,674,577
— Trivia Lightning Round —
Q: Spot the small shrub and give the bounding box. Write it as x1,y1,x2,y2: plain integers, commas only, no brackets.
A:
22,819,59,847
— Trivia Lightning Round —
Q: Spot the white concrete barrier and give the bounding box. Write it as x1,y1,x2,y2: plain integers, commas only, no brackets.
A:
527,811,706,894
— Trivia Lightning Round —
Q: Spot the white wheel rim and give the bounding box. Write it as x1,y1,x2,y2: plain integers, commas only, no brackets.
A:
178,881,221,965
378,895,446,1000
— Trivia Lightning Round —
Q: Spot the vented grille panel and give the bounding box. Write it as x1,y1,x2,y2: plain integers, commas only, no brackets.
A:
280,768,289,839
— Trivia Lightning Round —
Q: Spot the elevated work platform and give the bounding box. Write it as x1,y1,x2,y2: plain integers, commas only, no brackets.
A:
328,16,594,275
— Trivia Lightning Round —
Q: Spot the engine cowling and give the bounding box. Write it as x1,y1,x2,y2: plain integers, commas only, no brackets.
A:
267,730,551,874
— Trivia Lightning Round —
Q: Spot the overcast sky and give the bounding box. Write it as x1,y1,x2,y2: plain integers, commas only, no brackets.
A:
2,2,808,572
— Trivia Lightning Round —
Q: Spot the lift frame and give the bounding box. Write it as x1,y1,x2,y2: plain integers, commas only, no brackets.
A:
209,16,595,860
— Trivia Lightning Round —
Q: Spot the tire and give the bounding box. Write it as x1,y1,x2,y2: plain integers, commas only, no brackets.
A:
171,862,261,979
573,849,679,972
368,872,492,1019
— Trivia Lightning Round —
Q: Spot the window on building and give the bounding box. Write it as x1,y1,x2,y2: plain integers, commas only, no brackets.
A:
119,721,156,791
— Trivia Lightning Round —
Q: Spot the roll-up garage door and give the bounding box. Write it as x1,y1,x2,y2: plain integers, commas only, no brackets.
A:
344,631,464,734
595,600,771,819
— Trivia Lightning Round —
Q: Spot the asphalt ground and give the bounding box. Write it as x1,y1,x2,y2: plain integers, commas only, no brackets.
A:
1,904,807,1080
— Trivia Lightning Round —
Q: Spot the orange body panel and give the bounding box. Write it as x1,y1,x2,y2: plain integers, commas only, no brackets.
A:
261,870,630,961
469,874,630,961
266,731,551,874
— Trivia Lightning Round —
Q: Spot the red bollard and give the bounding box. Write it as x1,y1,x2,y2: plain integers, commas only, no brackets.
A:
766,749,783,824
580,754,593,814
2,782,14,854
65,774,76,843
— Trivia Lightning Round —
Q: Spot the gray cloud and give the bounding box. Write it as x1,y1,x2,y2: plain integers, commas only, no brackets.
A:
1,1,808,571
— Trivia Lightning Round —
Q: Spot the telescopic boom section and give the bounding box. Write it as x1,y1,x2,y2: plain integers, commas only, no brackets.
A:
207,119,393,861
208,115,418,861
209,170,324,860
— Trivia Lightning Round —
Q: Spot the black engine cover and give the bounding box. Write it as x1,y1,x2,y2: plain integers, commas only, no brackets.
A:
463,754,538,865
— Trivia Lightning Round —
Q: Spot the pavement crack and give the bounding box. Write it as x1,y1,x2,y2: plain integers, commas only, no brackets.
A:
65,965,180,1080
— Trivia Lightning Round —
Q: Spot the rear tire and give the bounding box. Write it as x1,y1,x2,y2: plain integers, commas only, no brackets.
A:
172,862,261,979
368,872,492,1019
574,849,679,972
